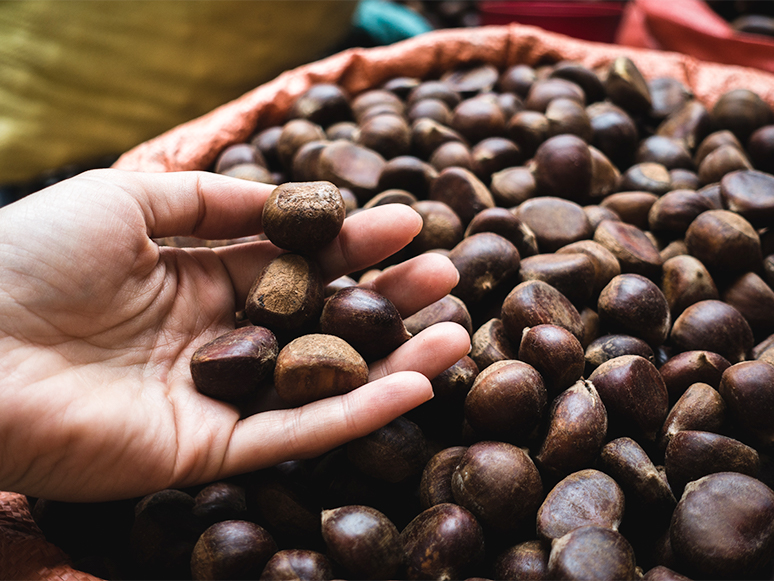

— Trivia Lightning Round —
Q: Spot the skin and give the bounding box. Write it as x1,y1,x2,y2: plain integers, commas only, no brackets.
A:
0,169,470,502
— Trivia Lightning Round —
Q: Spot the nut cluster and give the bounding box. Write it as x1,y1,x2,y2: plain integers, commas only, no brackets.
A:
34,56,774,580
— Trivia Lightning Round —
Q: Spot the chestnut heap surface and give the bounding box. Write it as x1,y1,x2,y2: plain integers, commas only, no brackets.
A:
32,57,774,581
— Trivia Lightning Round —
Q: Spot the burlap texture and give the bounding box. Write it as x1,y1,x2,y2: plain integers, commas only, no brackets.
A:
0,492,101,581
114,23,774,175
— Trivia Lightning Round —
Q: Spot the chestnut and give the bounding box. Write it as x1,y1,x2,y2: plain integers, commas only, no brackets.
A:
321,505,402,580
669,472,774,578
597,274,671,347
273,333,368,407
259,549,333,580
670,300,754,364
501,280,585,344
547,525,638,581
494,540,550,581
464,359,546,443
718,360,774,447
537,469,625,541
346,416,428,484
451,440,543,532
190,520,277,581
401,503,485,580
588,354,669,442
190,326,278,403
664,430,760,496
658,382,727,450
518,324,585,396
320,287,411,361
535,380,608,480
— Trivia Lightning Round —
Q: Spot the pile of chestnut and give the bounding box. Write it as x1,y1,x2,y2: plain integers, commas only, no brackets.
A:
32,56,774,580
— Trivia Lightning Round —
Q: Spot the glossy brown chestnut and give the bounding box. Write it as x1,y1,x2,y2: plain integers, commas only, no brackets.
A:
451,441,543,532
669,472,774,578
537,469,625,541
190,520,277,581
190,326,279,403
401,503,485,580
321,505,402,580
535,380,608,479
320,287,411,361
588,354,669,442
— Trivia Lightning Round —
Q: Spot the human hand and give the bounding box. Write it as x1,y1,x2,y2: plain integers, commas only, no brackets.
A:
0,169,470,502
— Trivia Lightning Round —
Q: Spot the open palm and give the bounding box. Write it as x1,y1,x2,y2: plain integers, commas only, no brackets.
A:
0,169,469,502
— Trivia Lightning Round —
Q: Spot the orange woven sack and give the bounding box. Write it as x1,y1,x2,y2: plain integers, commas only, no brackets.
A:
6,23,774,581
113,24,774,175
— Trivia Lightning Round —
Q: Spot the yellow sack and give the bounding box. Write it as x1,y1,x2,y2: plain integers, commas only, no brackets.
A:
0,0,356,185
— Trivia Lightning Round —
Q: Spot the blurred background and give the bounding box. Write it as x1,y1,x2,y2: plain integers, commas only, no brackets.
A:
2,0,773,207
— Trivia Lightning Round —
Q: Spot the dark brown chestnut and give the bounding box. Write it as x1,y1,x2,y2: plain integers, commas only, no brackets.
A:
685,209,762,276
597,273,671,347
190,520,277,581
670,300,754,364
320,287,411,361
401,503,485,580
428,166,496,226
317,140,386,203
547,525,638,581
448,232,521,307
598,437,676,512
658,350,731,404
277,119,327,172
658,382,727,450
718,360,774,448
451,440,543,532
407,200,464,255
519,324,585,396
588,355,669,442
403,293,472,337
604,56,652,116
518,253,596,307
535,380,608,479
712,88,773,144
346,416,428,484
470,318,519,370
665,430,760,497
494,540,550,581
419,446,467,509
287,83,351,127
537,469,625,541
377,155,438,198
531,134,592,203
190,326,278,403
515,196,593,254
660,254,719,319
259,549,333,580
584,334,655,375
464,360,547,443
193,482,248,528
320,505,402,580
501,280,585,344
669,472,774,579
594,220,663,281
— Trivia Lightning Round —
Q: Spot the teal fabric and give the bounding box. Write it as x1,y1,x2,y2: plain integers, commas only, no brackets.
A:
353,0,434,45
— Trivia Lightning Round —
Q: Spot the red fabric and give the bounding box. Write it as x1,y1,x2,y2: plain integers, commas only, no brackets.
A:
616,0,774,74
